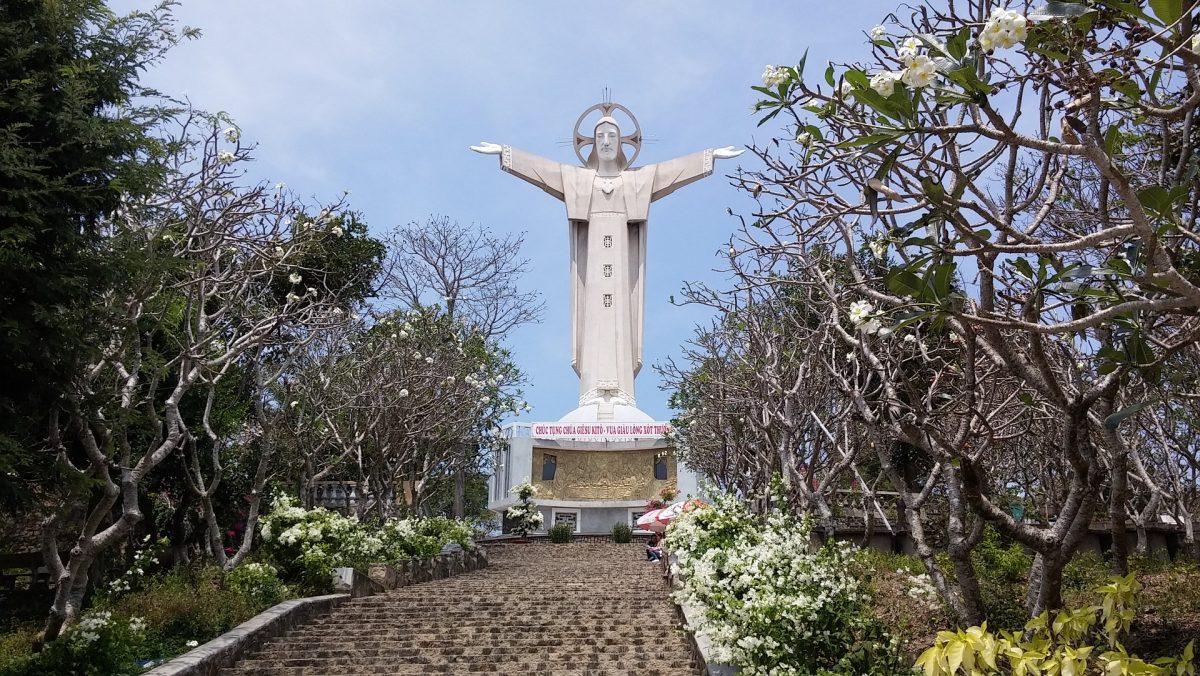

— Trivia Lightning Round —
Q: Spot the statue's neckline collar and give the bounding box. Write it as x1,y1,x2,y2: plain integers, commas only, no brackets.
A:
595,174,622,195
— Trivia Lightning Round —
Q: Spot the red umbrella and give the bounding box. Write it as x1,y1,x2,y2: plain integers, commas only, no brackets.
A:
653,498,707,530
636,508,667,532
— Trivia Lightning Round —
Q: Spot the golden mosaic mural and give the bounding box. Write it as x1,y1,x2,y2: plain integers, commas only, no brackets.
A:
531,447,676,500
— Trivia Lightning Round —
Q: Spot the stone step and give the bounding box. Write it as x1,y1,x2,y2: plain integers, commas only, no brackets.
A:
221,658,691,675
220,543,697,676
254,636,680,654
246,643,668,659
221,668,682,676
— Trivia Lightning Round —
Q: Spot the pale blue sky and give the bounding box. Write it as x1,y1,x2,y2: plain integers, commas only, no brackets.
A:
124,1,888,421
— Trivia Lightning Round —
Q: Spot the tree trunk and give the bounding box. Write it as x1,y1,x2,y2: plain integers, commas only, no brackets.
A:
1030,553,1067,615
453,464,465,520
1109,451,1130,575
169,490,192,567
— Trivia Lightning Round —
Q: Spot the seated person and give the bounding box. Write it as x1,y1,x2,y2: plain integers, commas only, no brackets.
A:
645,532,664,562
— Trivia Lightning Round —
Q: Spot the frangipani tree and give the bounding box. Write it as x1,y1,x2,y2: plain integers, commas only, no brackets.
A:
281,306,525,520
718,0,1198,620
39,113,349,639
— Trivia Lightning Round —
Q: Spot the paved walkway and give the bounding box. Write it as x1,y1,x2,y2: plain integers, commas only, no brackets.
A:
220,542,699,675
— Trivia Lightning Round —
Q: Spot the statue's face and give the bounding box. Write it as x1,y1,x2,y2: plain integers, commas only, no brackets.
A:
595,122,620,162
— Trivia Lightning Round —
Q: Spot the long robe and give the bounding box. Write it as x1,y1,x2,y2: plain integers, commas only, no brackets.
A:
499,145,714,407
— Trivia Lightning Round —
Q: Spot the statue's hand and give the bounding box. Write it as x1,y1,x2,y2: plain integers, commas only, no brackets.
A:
469,141,504,155
713,146,745,159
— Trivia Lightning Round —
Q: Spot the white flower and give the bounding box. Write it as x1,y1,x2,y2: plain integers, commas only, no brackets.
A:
425,356,434,364
868,238,888,259
848,300,874,324
399,388,409,398
218,150,235,164
398,330,408,338
870,25,887,40
877,326,893,337
286,292,300,303
1076,360,1086,369
414,351,422,360
446,376,455,384
186,639,199,648
331,225,344,237
274,246,285,257
901,54,938,88
898,36,923,66
795,131,811,146
870,71,899,97
480,395,491,404
903,334,917,344
223,127,240,143
289,401,298,408
306,287,317,296
761,65,788,88
980,8,1028,51
288,272,302,285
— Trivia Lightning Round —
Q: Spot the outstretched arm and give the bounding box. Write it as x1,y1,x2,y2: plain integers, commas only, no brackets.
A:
470,141,565,201
650,146,743,202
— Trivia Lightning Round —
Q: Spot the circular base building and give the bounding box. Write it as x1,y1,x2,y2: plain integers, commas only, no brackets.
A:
489,402,697,535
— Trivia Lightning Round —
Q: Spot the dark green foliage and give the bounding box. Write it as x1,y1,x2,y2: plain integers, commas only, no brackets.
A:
611,522,632,543
0,0,190,509
0,565,272,676
971,526,1034,631
276,211,384,306
549,523,573,544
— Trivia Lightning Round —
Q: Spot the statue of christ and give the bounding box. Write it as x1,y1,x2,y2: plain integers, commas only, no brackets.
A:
471,102,741,411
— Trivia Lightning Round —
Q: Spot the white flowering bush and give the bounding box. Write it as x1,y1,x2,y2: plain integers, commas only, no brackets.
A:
667,493,907,674
225,562,288,609
506,480,543,538
99,535,168,600
5,610,148,675
899,567,942,611
258,495,475,589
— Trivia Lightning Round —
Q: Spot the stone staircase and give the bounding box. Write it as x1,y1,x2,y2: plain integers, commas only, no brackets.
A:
219,542,700,675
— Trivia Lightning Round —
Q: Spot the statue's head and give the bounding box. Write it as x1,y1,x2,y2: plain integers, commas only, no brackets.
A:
588,116,628,170
595,119,620,161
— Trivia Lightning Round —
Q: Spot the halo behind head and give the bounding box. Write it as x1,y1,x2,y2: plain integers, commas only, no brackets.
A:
574,101,642,170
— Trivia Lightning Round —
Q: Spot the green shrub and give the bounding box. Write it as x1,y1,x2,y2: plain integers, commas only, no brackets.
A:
1062,549,1109,592
105,566,266,665
1,565,294,676
0,627,38,674
916,574,1195,675
0,610,146,676
549,523,573,544
972,525,1032,584
611,522,632,543
970,525,1034,632
416,516,473,549
225,563,288,609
